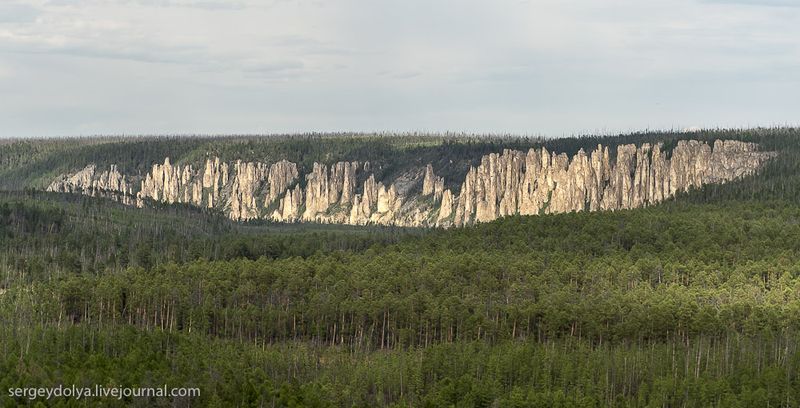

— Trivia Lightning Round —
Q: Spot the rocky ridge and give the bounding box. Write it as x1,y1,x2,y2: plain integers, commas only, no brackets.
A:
46,139,775,227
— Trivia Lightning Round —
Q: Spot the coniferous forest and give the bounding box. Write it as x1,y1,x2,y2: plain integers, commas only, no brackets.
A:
2,128,800,407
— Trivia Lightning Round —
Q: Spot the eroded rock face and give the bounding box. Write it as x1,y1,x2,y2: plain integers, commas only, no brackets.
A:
301,161,360,222
423,164,445,202
268,160,299,204
450,139,774,226
46,139,775,227
47,164,135,205
437,189,454,223
229,161,269,221
272,185,304,222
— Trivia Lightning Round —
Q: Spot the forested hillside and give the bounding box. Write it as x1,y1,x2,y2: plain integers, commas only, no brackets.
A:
0,133,535,191
1,128,800,406
14,129,783,228
3,127,793,193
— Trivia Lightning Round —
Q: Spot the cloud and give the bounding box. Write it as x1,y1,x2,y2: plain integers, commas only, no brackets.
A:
27,44,206,64
0,1,334,75
0,0,799,138
0,3,41,23
266,35,363,57
241,60,306,80
124,0,249,10
700,0,800,6
45,0,248,9
0,27,210,65
245,61,304,71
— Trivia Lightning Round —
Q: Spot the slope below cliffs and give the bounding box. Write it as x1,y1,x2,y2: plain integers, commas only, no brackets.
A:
46,139,775,227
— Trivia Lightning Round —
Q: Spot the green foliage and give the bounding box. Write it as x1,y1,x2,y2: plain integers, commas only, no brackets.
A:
5,200,800,346
3,128,800,406
3,197,800,405
1,327,798,407
0,191,418,286
8,126,796,192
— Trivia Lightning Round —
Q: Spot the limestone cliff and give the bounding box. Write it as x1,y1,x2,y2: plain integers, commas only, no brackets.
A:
46,139,775,227
301,161,360,222
47,164,135,205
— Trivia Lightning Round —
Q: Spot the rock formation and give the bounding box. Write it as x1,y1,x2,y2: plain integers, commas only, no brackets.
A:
46,139,775,227
423,164,445,202
47,164,135,205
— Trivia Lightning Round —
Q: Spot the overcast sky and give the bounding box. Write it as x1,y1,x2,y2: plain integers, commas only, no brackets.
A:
0,0,798,138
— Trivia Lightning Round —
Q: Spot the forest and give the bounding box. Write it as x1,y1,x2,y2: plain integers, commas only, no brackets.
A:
1,128,800,406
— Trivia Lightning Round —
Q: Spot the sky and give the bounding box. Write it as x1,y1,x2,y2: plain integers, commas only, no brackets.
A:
0,0,799,138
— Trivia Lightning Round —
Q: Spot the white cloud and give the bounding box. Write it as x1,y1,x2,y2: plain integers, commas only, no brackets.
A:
0,2,41,23
45,0,249,9
0,0,798,137
700,0,800,7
